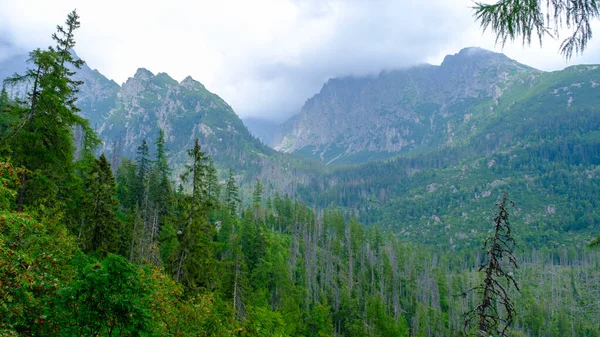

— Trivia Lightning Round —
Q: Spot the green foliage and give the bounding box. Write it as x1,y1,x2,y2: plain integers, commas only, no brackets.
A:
308,303,334,337
0,210,78,335
589,235,600,248
0,162,26,210
0,86,17,138
169,138,219,292
474,0,600,59
225,170,241,217
1,9,99,213
80,154,121,257
136,139,150,207
116,157,138,211
57,254,154,336
149,129,172,217
2,8,600,337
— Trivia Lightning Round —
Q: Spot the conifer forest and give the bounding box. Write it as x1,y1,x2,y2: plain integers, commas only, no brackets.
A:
1,5,600,337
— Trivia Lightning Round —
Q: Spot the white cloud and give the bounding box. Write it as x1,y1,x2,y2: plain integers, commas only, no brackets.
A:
1,0,599,121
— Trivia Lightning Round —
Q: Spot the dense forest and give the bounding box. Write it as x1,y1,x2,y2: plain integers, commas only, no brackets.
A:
1,10,599,337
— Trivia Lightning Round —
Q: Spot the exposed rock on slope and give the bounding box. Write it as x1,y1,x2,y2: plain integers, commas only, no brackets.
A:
275,47,541,163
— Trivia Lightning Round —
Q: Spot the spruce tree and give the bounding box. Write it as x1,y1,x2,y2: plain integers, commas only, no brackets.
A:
180,138,208,214
116,157,139,211
252,178,264,221
147,129,172,237
151,129,172,215
205,157,220,209
172,138,218,292
81,154,121,256
252,178,263,209
225,169,240,216
0,85,8,113
2,9,97,211
135,139,150,207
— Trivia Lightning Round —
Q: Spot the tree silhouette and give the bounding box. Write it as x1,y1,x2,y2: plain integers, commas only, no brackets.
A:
463,192,520,336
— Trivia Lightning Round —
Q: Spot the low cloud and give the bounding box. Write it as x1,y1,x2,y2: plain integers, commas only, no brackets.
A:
1,0,599,121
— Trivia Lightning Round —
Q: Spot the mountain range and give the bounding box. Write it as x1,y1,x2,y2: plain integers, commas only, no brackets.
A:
1,47,599,247
271,47,599,164
0,51,285,185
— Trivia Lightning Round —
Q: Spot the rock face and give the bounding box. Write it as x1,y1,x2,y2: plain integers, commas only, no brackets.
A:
72,57,121,128
97,69,259,164
274,47,541,163
0,53,267,174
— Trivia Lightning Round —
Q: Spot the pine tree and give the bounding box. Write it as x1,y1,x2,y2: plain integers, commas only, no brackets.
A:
148,129,172,233
172,139,218,292
252,179,263,207
180,138,208,214
116,158,139,211
1,9,97,211
81,154,121,256
225,169,240,216
135,139,150,207
153,130,170,181
205,158,220,209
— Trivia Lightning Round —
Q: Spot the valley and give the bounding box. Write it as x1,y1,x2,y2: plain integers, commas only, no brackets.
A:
1,10,599,336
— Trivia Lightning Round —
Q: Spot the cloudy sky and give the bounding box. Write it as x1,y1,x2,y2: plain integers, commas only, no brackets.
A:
1,0,600,121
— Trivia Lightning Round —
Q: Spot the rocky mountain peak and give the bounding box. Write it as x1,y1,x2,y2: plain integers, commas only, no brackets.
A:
181,75,206,90
441,47,496,64
133,67,154,80
440,47,535,73
152,72,179,88
273,47,553,164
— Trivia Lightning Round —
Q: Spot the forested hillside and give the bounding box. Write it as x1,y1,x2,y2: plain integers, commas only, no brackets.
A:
1,10,599,337
295,105,600,248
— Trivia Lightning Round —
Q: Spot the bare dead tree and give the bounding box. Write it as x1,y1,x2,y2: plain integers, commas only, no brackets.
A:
463,192,520,337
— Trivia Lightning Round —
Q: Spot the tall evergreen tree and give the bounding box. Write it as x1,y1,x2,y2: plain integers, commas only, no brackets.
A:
148,129,172,229
0,85,8,112
116,157,138,211
0,85,14,137
180,138,208,214
225,169,240,216
1,9,97,211
205,157,220,209
135,139,150,207
80,154,121,256
172,139,218,292
252,178,263,209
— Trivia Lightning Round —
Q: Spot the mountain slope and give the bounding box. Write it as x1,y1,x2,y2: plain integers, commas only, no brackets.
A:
97,69,268,170
293,84,600,248
0,53,307,189
275,47,543,163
